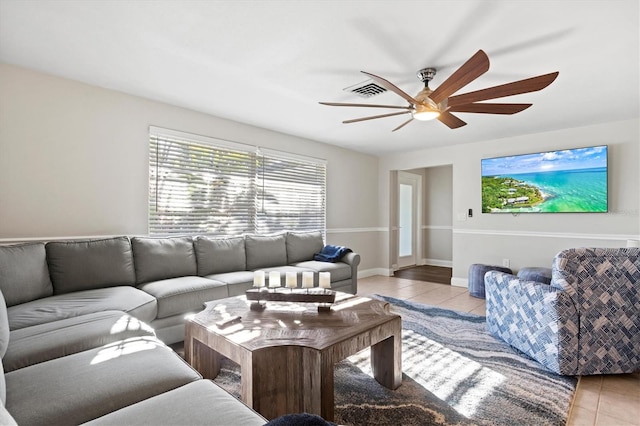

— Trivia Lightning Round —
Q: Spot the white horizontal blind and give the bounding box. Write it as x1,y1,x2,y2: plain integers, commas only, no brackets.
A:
149,129,325,237
149,134,256,235
256,151,326,235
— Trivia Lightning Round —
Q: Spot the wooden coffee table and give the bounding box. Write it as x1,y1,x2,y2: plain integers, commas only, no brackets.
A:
184,292,402,421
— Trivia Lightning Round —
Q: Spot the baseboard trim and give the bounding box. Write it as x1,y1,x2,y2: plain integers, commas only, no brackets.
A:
451,277,468,288
421,258,453,268
359,268,393,278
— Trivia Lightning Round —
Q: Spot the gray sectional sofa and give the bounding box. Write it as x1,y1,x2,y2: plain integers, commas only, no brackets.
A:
0,231,359,425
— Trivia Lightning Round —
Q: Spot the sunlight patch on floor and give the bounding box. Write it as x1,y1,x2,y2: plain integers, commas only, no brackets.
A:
347,329,505,418
403,330,505,417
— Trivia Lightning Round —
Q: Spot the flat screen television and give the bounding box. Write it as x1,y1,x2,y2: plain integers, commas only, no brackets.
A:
481,145,608,213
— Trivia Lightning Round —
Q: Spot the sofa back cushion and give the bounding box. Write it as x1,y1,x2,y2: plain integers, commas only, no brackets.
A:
46,237,136,295
132,237,197,284
245,234,287,270
194,236,246,276
0,242,53,306
0,290,9,358
286,231,324,264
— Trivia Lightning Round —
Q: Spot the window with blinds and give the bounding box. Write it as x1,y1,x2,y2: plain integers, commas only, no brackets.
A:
149,127,326,237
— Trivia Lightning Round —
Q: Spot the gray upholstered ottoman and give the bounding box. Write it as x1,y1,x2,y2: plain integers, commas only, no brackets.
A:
517,267,552,284
468,264,513,298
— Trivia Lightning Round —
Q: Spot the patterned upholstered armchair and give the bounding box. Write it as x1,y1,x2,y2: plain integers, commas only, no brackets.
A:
485,247,640,375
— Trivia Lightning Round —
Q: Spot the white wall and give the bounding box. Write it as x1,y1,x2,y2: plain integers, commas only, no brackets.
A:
380,118,640,285
421,165,453,266
0,63,382,273
2,63,638,284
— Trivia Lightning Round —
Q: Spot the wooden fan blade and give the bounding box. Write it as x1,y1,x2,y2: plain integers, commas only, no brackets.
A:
361,71,419,105
447,72,559,107
437,111,467,129
319,102,412,110
428,49,490,104
392,118,414,132
343,110,412,124
448,103,532,114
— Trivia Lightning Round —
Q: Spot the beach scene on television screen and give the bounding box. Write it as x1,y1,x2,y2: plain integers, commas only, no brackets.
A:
481,146,608,213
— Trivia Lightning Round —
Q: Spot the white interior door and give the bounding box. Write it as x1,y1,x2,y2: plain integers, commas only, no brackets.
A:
398,172,421,269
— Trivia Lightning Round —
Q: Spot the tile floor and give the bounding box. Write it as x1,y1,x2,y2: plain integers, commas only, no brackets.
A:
357,275,640,426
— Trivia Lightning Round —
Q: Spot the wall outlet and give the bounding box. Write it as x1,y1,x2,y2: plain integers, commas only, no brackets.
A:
502,258,510,268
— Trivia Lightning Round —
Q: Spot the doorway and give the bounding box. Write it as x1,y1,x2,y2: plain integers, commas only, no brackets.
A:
390,166,453,280
397,171,421,269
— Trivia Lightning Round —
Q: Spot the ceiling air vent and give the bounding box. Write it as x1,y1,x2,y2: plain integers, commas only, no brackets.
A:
343,80,387,98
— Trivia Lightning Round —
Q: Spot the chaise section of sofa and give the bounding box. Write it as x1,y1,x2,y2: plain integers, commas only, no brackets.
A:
82,379,266,426
0,287,267,425
5,335,202,425
3,310,156,372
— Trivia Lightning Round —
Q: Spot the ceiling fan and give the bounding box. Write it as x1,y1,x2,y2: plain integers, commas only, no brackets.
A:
319,49,559,131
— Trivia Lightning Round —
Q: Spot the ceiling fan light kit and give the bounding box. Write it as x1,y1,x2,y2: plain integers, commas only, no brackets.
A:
412,70,442,121
320,49,559,132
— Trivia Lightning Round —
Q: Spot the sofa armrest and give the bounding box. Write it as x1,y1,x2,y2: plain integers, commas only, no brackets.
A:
341,251,360,267
484,271,579,374
341,252,360,294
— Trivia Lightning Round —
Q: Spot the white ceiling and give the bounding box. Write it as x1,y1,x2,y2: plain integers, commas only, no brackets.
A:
0,0,638,156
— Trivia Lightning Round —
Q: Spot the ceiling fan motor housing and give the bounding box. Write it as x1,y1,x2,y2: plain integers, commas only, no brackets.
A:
417,67,437,84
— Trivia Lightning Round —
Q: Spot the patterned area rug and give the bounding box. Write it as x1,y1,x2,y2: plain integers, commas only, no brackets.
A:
213,295,577,425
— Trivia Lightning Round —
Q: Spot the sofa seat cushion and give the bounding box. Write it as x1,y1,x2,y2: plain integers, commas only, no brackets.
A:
195,236,246,276
137,276,227,319
4,310,155,372
0,242,53,306
7,286,157,330
82,380,266,426
46,236,136,294
290,261,352,282
204,271,254,297
5,336,201,425
205,271,254,285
